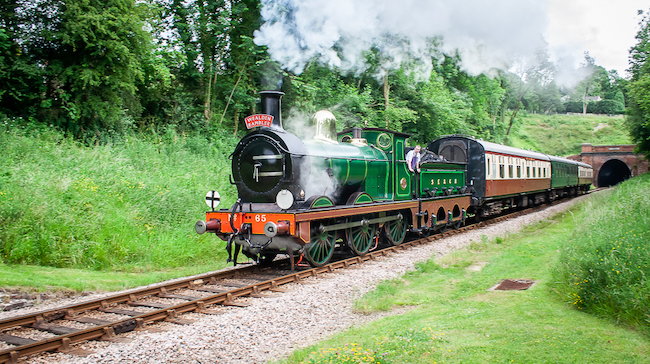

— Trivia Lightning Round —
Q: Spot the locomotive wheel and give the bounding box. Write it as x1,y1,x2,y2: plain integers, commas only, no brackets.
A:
304,219,336,266
346,215,376,255
383,214,407,246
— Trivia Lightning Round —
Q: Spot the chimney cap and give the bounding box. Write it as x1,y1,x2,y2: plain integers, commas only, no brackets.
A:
259,90,285,96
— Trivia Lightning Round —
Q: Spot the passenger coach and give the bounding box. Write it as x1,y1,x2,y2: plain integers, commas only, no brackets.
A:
427,135,592,219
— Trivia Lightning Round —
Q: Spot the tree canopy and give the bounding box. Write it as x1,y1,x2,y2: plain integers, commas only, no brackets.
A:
627,9,650,158
0,0,638,146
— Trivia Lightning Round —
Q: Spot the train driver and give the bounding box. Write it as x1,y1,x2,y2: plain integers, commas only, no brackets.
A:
405,145,421,173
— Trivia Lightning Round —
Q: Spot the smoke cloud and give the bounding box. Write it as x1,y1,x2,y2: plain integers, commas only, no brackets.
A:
283,108,316,140
284,109,342,201
254,0,550,77
301,158,341,202
552,53,596,89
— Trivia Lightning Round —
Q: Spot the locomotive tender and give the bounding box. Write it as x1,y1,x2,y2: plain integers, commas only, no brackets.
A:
195,91,593,267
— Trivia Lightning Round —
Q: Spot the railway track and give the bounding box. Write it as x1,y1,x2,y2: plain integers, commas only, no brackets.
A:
0,196,591,364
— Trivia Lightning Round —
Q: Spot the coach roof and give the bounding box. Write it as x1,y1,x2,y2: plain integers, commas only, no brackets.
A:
437,135,550,161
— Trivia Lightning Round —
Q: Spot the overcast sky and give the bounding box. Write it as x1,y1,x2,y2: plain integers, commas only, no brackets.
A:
546,0,648,76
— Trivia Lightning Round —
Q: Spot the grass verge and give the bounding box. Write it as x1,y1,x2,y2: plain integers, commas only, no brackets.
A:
553,173,650,334
279,189,650,363
0,262,229,293
0,125,239,291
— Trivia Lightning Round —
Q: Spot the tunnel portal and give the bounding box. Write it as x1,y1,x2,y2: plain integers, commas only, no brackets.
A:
569,144,648,188
597,159,632,187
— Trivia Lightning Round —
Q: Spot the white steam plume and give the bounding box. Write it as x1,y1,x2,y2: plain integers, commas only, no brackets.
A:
283,108,317,140
254,0,550,77
284,109,342,201
301,159,341,201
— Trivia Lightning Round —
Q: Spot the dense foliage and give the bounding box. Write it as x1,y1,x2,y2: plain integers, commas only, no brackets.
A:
627,9,650,158
554,174,650,334
0,0,632,146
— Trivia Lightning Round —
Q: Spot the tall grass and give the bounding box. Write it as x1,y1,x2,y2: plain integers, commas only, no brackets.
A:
553,174,650,334
0,124,239,272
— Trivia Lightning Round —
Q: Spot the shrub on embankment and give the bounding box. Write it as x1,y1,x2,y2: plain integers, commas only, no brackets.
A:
554,173,650,334
0,124,238,272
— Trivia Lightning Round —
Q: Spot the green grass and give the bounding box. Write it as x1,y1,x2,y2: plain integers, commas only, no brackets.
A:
0,262,226,292
279,183,650,363
509,113,632,156
0,124,239,291
554,173,650,334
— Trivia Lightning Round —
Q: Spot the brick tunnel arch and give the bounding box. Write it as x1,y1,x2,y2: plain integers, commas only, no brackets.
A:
597,159,632,187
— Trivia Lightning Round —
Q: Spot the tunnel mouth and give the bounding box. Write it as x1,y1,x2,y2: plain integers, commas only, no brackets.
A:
597,159,631,187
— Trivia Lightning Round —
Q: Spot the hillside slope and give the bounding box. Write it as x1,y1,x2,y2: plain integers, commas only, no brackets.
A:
508,113,631,157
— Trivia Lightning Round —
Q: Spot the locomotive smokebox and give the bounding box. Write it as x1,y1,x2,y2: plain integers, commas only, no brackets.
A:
260,90,284,131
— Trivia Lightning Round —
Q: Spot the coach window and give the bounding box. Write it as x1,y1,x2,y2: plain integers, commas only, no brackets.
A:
508,165,512,178
533,167,536,178
499,164,505,179
487,158,490,177
527,166,530,178
517,165,521,178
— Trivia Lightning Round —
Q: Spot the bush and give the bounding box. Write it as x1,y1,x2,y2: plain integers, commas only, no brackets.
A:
554,174,650,334
595,100,625,114
564,101,583,113
561,100,625,115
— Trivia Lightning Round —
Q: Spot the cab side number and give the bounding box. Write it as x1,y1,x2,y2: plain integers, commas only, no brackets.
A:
255,214,267,223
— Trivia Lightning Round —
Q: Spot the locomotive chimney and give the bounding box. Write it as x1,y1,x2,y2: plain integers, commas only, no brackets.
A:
260,91,284,130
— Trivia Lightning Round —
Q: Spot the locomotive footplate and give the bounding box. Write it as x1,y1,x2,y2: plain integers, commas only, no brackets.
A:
197,194,471,249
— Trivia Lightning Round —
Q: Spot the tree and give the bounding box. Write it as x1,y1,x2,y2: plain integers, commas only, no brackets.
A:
0,0,158,139
537,81,563,114
55,0,154,136
157,0,266,131
627,9,650,158
499,48,555,142
571,53,610,115
0,0,53,118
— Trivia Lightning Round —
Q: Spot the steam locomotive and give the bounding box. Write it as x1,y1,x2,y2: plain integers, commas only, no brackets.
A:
195,91,593,267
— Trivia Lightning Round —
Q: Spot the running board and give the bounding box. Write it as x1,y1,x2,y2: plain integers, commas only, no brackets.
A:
319,214,402,232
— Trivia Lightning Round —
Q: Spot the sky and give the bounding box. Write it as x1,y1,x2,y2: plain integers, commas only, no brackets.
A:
546,0,648,77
